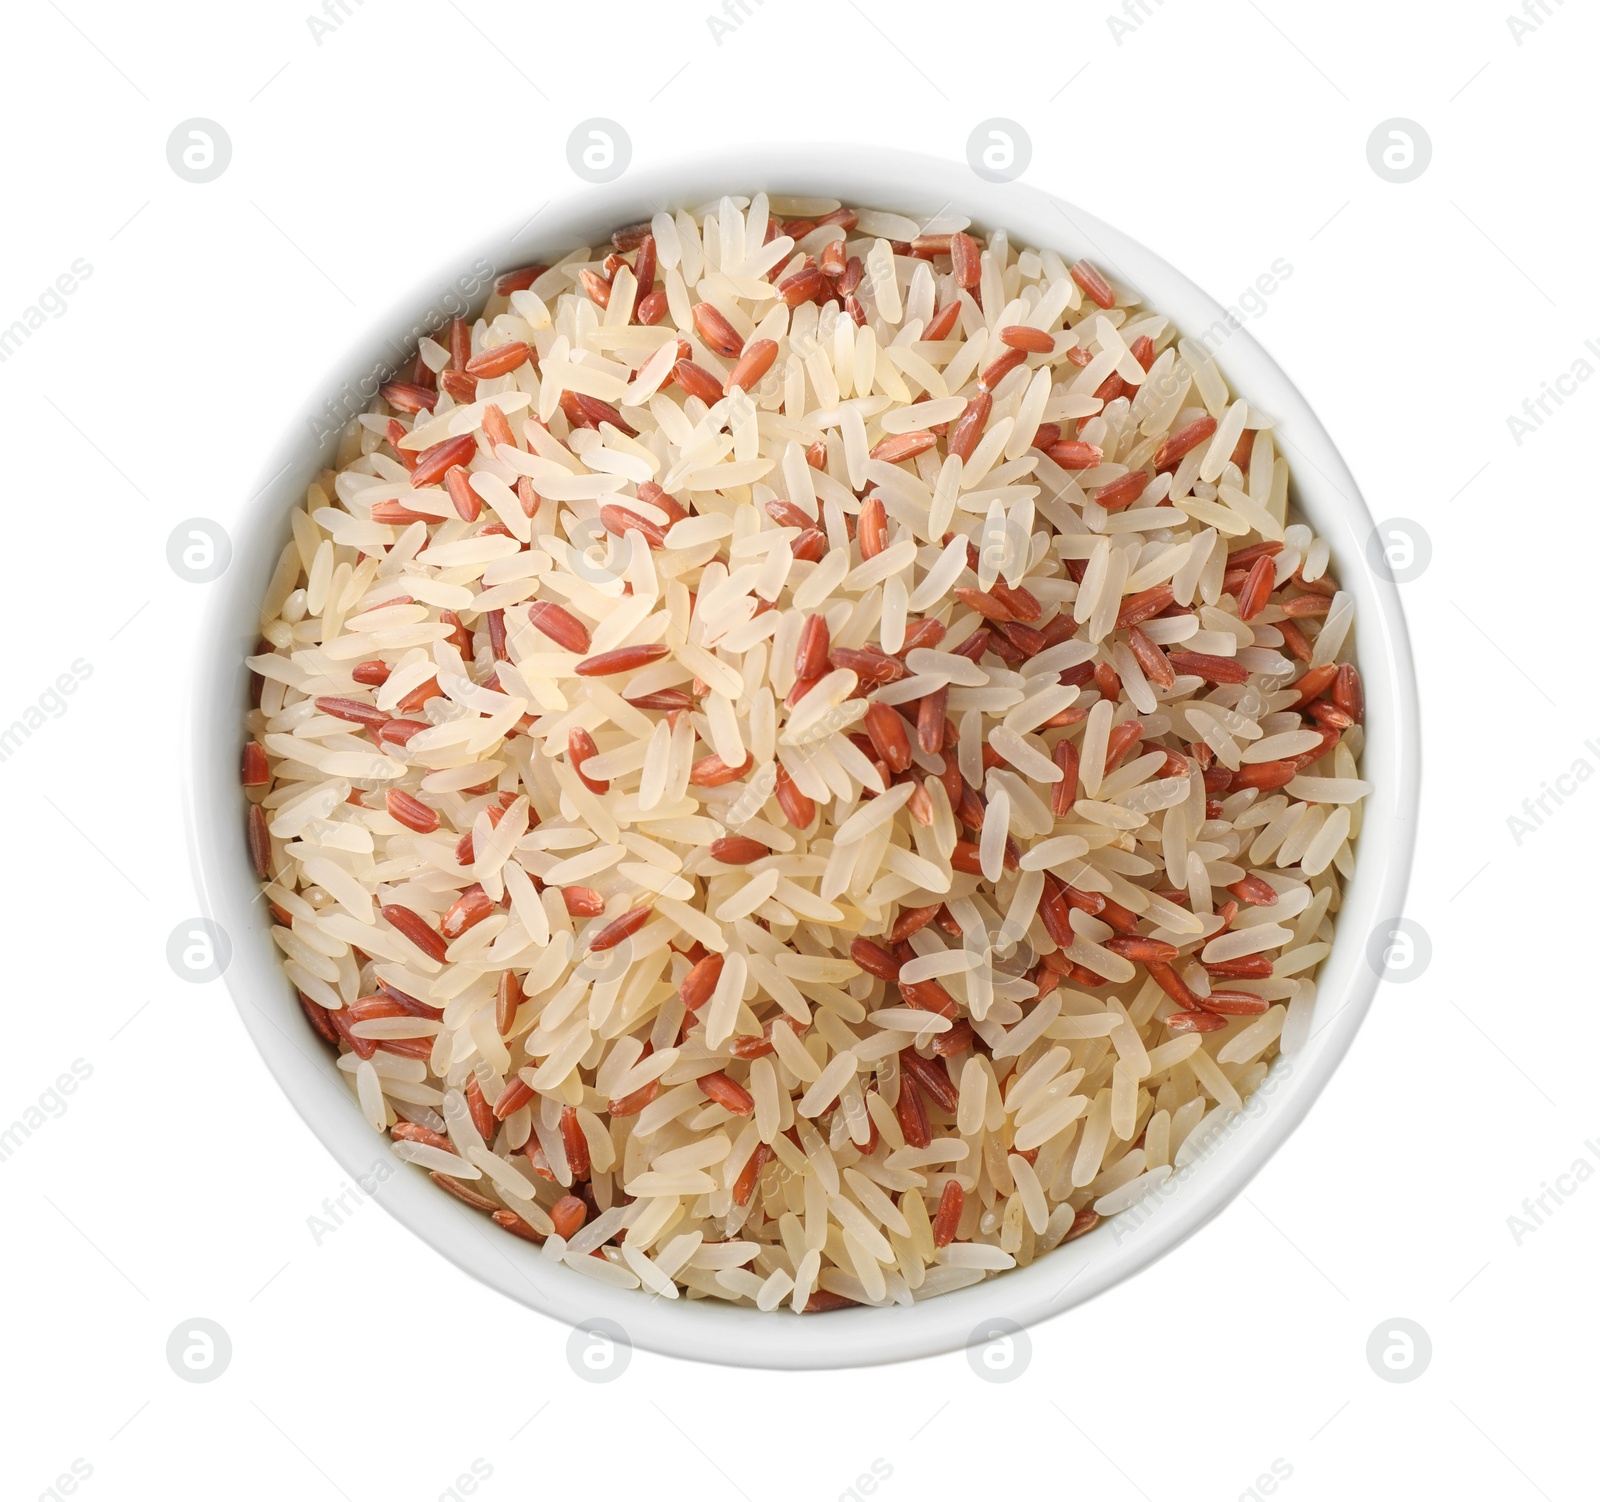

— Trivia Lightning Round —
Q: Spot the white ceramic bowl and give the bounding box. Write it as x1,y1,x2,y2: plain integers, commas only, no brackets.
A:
188,145,1420,1369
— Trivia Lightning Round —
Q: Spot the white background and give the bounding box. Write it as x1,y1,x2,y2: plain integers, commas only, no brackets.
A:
0,1,1590,1498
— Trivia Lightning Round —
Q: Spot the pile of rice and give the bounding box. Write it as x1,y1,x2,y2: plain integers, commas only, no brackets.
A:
244,193,1368,1312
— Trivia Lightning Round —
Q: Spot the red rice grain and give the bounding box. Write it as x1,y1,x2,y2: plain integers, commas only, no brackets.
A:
409,434,478,490
932,1180,965,1247
697,1071,755,1116
1069,259,1115,308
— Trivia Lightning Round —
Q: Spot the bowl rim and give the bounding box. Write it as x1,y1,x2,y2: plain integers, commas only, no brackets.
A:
187,143,1420,1370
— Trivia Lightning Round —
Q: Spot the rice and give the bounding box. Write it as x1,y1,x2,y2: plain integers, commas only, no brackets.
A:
244,194,1369,1312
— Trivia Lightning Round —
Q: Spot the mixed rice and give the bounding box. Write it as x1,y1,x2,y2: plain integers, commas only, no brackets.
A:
244,193,1368,1312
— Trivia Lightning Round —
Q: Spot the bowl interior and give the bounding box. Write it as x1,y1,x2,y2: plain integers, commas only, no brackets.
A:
189,146,1419,1368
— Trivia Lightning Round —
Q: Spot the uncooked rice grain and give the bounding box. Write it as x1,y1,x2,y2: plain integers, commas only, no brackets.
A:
245,193,1368,1312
